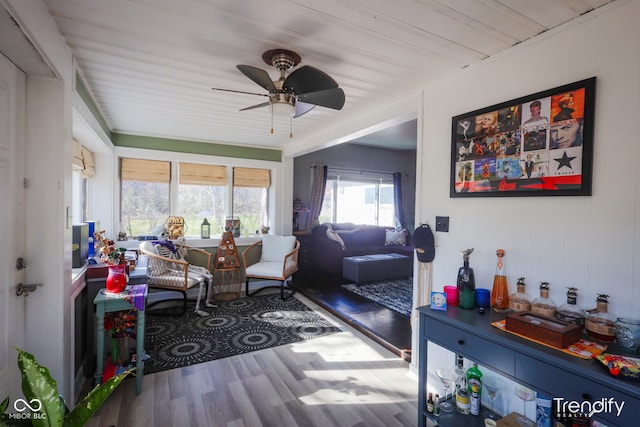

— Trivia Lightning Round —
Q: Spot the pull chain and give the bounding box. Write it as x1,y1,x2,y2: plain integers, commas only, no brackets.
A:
270,104,274,134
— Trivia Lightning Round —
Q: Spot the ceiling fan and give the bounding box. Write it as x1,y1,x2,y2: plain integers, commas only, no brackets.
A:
212,49,345,124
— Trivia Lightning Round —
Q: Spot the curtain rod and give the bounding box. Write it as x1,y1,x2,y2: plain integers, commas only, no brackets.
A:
312,164,396,176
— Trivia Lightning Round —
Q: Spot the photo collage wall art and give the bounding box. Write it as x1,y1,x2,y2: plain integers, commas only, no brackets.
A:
450,78,595,197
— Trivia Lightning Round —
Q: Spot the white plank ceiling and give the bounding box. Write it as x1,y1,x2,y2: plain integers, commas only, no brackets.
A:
41,0,616,151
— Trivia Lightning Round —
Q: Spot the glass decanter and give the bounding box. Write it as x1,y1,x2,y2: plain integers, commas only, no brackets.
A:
457,248,476,309
531,282,556,319
509,277,531,313
556,287,586,328
491,249,510,312
585,294,617,342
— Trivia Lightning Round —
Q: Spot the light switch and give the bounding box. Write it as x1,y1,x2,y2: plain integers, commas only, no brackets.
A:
435,216,449,232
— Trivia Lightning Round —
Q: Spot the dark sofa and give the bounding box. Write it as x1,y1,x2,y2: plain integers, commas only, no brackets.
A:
306,222,413,276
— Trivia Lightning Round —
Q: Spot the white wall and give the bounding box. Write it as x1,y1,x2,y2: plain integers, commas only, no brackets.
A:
419,1,640,319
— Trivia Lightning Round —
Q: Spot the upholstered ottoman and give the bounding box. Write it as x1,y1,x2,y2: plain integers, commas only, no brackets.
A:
342,253,412,283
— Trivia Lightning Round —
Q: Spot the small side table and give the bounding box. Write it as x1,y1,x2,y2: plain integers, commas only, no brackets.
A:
94,284,147,395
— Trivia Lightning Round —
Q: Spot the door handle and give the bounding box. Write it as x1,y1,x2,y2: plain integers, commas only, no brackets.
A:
16,283,42,297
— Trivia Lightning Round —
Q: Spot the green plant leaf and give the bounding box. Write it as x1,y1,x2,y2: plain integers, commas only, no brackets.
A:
62,370,132,427
1,397,8,414
17,348,63,427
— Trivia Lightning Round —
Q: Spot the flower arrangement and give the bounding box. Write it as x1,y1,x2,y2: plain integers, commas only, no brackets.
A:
104,309,137,365
94,230,125,265
104,310,137,340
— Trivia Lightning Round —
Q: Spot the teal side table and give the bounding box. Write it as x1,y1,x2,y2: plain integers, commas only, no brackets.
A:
94,284,147,395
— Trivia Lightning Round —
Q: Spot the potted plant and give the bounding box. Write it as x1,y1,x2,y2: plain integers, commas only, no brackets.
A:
1,348,129,427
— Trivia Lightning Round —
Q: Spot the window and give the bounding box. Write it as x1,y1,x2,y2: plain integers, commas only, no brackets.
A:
120,158,170,238
119,158,272,239
71,139,94,223
232,167,270,235
178,163,227,236
320,169,395,227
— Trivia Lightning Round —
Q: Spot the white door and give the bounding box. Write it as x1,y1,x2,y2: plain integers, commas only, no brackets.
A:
0,52,26,401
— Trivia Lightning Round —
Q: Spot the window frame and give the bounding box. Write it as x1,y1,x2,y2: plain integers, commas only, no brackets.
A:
322,168,396,227
114,146,283,247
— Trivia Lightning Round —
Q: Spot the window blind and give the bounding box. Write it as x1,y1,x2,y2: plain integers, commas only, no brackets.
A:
179,162,227,186
233,167,271,188
121,158,170,183
73,139,96,177
80,146,95,177
72,139,83,170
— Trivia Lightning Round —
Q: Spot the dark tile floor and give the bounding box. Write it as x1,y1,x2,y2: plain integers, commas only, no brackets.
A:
293,271,412,362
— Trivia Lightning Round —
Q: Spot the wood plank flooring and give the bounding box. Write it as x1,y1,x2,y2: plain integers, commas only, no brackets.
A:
85,294,418,427
293,271,413,361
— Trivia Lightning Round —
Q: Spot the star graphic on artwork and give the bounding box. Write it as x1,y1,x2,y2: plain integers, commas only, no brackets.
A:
554,151,577,169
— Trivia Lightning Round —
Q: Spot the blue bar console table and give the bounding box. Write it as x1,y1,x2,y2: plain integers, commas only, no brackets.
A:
94,284,148,395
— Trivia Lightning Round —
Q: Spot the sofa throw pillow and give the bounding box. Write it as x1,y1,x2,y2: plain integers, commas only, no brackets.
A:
385,229,407,246
326,229,345,250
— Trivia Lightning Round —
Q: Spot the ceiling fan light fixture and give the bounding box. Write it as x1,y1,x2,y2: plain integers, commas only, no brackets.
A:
212,47,344,138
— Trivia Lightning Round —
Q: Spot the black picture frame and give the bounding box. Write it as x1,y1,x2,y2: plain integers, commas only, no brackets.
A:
450,77,596,197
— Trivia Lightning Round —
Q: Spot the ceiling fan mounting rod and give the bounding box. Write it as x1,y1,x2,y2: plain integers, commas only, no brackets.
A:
262,48,301,73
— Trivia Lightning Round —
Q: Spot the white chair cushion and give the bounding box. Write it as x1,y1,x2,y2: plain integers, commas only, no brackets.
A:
260,235,296,262
246,261,284,279
147,272,202,289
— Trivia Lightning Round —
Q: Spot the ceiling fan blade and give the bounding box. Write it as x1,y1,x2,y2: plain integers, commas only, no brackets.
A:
283,65,338,95
237,65,277,92
297,87,345,110
294,101,316,118
211,87,269,97
239,101,272,112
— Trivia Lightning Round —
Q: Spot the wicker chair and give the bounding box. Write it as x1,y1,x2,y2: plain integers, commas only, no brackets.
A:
139,241,214,316
242,235,299,300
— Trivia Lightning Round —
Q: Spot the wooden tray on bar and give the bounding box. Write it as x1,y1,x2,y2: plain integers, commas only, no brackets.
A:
505,311,582,349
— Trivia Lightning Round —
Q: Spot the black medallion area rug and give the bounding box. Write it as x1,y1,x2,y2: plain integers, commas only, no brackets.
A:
342,278,413,317
144,293,341,375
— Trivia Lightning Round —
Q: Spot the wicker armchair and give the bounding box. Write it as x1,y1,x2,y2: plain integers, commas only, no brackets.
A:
242,235,299,300
139,241,214,316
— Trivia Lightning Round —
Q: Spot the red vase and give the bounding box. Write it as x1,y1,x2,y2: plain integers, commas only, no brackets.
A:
106,264,127,294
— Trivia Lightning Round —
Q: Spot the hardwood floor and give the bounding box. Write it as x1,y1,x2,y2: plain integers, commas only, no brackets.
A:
85,293,418,427
292,271,413,361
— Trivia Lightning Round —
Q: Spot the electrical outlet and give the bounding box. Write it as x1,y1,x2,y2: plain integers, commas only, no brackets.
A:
435,216,449,232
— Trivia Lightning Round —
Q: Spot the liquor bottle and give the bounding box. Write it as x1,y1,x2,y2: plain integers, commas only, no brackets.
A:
531,282,557,319
434,394,440,416
466,363,483,416
585,294,617,342
454,354,465,394
427,392,434,413
490,249,510,312
509,277,531,313
556,287,586,328
455,377,470,414
457,248,476,309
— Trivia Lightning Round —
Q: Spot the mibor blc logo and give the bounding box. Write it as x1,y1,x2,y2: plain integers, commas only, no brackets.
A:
8,398,47,420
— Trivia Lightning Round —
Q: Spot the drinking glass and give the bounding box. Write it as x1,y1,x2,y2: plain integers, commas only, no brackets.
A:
434,368,455,412
483,375,504,419
514,385,535,426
